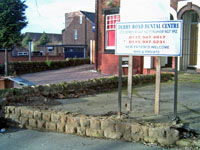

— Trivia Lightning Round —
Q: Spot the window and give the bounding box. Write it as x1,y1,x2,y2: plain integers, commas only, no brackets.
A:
105,14,120,49
80,15,82,24
74,29,78,40
47,46,54,53
18,52,28,56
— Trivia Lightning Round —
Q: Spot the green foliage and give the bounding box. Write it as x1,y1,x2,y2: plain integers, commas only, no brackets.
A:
22,33,32,49
38,32,50,45
0,0,28,76
45,58,52,67
0,0,27,49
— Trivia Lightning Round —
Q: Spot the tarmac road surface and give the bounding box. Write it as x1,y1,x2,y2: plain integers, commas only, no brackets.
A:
0,128,183,150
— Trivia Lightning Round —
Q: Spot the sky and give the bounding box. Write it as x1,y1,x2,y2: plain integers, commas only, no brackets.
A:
22,0,95,34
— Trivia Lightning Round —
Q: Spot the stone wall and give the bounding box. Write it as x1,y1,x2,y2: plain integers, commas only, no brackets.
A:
2,106,180,146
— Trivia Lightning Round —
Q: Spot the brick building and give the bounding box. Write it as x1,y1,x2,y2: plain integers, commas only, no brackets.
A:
62,11,95,58
0,32,64,65
95,0,200,75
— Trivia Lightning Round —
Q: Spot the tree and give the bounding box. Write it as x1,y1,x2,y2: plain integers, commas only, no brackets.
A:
22,33,32,49
0,0,27,76
38,32,50,45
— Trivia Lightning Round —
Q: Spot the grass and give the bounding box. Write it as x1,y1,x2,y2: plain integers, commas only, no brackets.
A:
178,73,200,83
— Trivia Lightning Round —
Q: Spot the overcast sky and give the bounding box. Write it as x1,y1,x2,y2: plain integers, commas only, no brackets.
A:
22,0,95,34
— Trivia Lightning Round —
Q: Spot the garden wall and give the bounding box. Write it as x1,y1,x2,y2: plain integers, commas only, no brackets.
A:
2,106,180,146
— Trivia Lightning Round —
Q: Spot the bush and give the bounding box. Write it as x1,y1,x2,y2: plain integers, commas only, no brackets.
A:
0,73,174,100
8,58,90,75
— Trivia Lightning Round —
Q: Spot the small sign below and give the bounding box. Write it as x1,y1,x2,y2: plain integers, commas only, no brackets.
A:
115,20,183,56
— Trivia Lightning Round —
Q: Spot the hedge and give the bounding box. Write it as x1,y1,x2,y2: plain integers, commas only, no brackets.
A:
0,73,174,103
1,58,90,75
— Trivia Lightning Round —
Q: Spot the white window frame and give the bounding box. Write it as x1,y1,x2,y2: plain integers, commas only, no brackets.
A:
74,29,78,40
47,46,54,53
105,14,120,50
18,52,28,56
80,15,82,24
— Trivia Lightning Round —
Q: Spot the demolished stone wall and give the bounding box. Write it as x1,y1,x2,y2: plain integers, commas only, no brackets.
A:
2,106,180,146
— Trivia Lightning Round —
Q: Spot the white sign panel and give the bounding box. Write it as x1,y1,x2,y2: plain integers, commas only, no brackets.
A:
120,0,170,22
115,21,183,56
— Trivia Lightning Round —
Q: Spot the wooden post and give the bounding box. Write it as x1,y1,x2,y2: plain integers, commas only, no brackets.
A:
155,56,161,115
118,56,122,117
127,56,133,111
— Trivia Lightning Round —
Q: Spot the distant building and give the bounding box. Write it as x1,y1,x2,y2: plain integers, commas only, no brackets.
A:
13,32,63,57
0,32,64,64
62,11,95,58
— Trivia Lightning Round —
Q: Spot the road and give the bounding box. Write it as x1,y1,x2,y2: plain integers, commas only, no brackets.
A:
0,128,182,150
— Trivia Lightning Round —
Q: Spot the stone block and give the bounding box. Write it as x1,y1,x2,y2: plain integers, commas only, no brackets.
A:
57,123,65,132
90,119,101,130
157,128,179,146
29,119,37,128
9,114,20,123
86,129,104,138
131,124,143,141
42,112,51,122
80,117,90,128
122,124,131,141
7,106,15,114
46,122,57,131
37,120,45,129
116,122,131,133
61,115,68,123
104,129,122,139
67,116,80,127
34,111,42,120
51,113,61,123
101,119,115,131
147,127,158,143
65,125,77,134
4,114,10,119
15,107,21,116
21,108,33,118
20,117,29,127
77,127,86,136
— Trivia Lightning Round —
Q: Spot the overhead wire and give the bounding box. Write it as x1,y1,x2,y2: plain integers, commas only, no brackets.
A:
34,0,40,16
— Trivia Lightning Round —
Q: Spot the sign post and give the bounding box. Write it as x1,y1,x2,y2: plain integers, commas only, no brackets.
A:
115,20,182,115
155,56,161,115
127,56,133,111
117,0,181,116
118,56,122,117
173,57,179,121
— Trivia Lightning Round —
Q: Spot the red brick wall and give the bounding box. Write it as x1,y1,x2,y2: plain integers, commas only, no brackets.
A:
0,51,65,64
96,0,145,75
95,0,178,75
